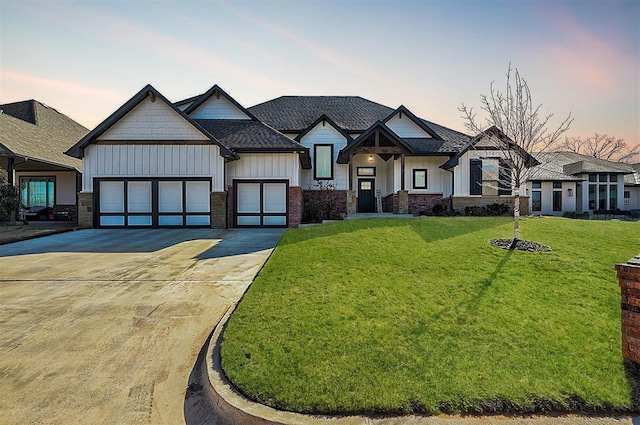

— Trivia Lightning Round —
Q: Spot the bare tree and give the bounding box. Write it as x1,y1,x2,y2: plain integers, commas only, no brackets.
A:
563,133,639,163
459,64,573,241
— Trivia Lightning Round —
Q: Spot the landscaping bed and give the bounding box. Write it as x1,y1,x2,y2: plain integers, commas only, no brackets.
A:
221,217,639,415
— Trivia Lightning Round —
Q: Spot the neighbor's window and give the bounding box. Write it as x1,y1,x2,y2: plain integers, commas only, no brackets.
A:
624,191,631,199
588,174,597,182
532,191,542,212
609,174,618,182
314,145,333,180
532,181,542,189
552,181,562,189
553,190,562,211
413,169,428,189
20,177,55,208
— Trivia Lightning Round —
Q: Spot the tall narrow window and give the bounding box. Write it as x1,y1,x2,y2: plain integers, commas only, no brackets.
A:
498,159,511,195
314,145,333,180
20,177,55,208
588,185,596,210
469,159,482,195
532,191,542,212
413,169,428,189
609,185,617,210
552,191,562,211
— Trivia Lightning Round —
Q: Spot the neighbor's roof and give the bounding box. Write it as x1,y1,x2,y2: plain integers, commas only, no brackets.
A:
529,152,635,181
194,120,306,152
624,163,640,186
0,100,87,171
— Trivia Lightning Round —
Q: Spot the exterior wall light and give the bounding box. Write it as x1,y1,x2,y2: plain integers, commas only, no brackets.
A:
568,188,573,197
368,155,374,162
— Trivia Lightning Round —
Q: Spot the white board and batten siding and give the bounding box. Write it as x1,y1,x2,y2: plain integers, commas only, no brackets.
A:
298,122,349,190
189,96,251,120
393,156,452,195
226,153,300,187
453,150,514,196
386,113,432,138
101,97,209,141
83,144,224,192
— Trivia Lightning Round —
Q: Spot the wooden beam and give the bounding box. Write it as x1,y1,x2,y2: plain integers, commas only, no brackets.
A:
354,146,402,155
401,153,405,190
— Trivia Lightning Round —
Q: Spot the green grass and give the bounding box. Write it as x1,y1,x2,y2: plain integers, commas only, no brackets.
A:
221,217,639,415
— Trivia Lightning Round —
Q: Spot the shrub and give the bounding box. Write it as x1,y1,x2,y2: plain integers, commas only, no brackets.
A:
0,176,19,222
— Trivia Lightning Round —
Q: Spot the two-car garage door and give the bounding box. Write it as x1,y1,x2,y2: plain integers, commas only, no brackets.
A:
96,178,211,227
95,178,289,228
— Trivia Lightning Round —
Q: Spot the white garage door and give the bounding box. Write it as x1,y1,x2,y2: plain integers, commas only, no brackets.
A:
235,180,288,227
97,179,211,227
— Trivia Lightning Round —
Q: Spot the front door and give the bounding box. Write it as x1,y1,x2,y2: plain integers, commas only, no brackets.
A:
357,178,375,212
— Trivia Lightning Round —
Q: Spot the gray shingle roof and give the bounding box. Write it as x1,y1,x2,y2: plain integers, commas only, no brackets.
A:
624,163,640,185
247,96,395,132
529,152,635,181
402,138,468,154
194,120,306,152
1,100,87,171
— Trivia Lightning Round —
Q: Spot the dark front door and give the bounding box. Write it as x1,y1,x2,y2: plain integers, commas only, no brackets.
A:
357,178,375,212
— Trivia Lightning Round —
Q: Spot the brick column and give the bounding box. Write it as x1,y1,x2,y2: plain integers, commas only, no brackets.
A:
77,192,94,228
346,190,357,215
288,186,302,228
398,190,409,214
618,254,640,364
210,191,227,229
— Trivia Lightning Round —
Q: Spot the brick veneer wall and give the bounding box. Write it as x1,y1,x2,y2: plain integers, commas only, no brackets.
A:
618,254,640,364
289,186,303,227
382,194,395,213
302,189,347,222
408,194,443,215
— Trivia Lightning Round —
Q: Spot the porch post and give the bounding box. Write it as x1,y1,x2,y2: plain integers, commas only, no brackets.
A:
348,153,353,191
400,153,405,191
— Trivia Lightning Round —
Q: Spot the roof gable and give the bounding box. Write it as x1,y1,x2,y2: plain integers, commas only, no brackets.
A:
383,106,441,139
184,85,256,120
337,121,414,163
441,126,539,170
1,100,37,124
294,114,352,144
65,84,235,159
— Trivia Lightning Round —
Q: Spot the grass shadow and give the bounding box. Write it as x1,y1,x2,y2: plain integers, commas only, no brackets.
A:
625,359,640,414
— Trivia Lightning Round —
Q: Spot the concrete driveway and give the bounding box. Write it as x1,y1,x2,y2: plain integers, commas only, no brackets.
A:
0,228,284,424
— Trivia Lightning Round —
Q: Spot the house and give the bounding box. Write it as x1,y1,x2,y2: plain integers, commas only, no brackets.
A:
623,163,640,211
64,83,635,229
1,100,88,221
526,152,636,216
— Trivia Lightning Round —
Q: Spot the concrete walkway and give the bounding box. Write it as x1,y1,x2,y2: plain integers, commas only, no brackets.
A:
0,228,284,424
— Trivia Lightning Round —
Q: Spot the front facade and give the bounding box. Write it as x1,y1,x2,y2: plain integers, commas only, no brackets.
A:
65,84,636,229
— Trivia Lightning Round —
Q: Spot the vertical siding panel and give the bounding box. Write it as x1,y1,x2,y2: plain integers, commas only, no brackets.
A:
157,145,165,175
149,145,158,175
142,145,150,175
187,145,195,175
133,145,142,175
179,145,188,175
193,145,202,175
112,145,120,175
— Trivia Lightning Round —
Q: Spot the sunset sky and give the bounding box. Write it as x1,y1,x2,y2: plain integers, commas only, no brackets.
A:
1,0,638,149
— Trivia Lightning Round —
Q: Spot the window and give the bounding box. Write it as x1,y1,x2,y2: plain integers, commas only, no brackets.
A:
609,185,617,210
357,167,375,176
552,181,562,189
469,159,482,195
599,174,608,182
598,185,607,209
624,191,631,199
314,145,333,180
532,191,542,211
553,191,562,211
588,174,597,182
609,174,618,182
413,169,428,189
498,159,511,195
588,184,596,210
532,181,542,189
20,177,55,208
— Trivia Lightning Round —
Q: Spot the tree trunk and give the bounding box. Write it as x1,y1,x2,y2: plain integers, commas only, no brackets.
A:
513,186,520,241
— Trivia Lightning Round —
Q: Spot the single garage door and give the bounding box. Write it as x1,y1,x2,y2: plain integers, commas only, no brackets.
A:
234,180,288,227
96,178,211,227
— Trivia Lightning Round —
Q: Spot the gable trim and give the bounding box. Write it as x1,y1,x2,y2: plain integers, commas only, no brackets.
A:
337,121,415,164
293,114,353,143
183,85,258,120
64,84,236,159
383,105,443,140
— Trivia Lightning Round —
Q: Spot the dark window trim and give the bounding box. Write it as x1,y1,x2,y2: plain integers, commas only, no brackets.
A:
19,175,56,208
552,190,562,212
531,181,542,189
357,167,376,176
552,181,562,189
531,190,542,212
314,144,334,180
233,179,289,228
413,169,428,189
469,159,482,195
94,177,212,228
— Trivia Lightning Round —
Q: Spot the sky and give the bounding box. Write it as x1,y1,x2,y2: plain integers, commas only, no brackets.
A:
1,0,639,150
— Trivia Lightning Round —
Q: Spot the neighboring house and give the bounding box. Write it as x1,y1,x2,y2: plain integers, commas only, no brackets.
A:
64,84,635,229
527,152,635,216
624,163,640,210
1,100,88,221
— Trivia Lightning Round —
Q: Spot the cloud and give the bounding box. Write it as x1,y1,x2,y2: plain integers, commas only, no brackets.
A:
1,70,127,102
531,7,636,95
224,4,385,84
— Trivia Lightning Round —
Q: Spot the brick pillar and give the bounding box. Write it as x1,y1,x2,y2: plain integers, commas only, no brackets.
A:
346,190,357,215
398,190,409,214
618,254,640,364
289,186,302,228
210,191,227,229
77,192,94,228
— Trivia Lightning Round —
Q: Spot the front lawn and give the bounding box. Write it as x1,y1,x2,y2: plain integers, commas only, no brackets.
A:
221,217,639,415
